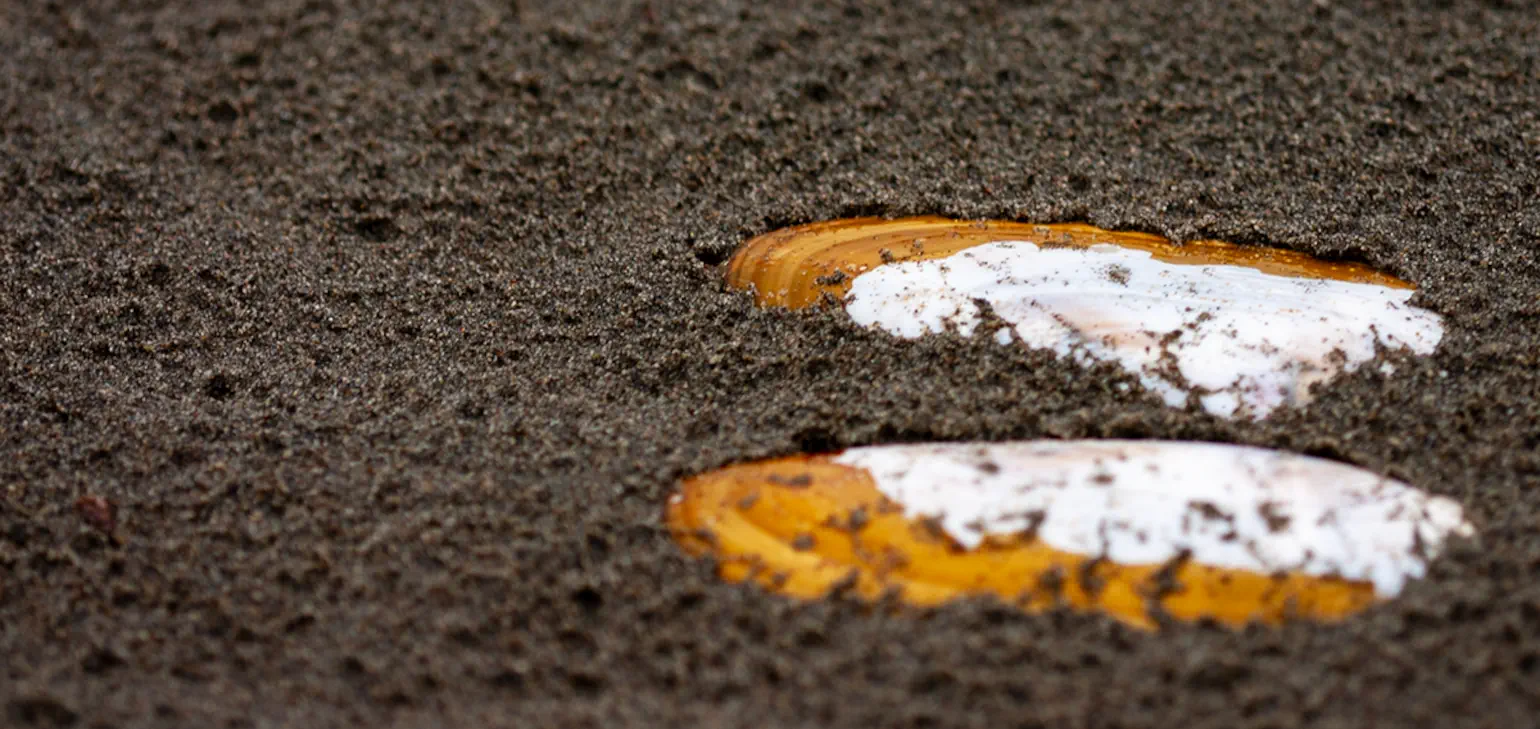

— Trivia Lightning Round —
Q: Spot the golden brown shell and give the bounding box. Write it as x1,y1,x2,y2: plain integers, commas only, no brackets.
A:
726,217,1411,309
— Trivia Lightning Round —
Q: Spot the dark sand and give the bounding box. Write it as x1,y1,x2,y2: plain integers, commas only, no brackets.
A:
4,0,1540,726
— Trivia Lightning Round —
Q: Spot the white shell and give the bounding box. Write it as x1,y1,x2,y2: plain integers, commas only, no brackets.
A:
843,241,1444,419
834,441,1472,596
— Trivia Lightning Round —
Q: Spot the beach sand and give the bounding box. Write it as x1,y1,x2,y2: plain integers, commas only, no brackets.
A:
3,1,1540,725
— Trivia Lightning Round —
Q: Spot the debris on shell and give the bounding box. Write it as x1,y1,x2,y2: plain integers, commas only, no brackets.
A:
726,217,1444,419
666,440,1472,629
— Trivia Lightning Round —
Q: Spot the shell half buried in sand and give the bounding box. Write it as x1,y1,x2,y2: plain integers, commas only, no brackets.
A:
727,217,1445,419
666,441,1472,629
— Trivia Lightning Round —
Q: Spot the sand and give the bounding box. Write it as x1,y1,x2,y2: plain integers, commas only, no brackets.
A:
3,0,1540,726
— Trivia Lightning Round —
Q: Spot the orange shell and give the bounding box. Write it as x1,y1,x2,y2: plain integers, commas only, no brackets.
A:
726,217,1412,309
666,454,1380,629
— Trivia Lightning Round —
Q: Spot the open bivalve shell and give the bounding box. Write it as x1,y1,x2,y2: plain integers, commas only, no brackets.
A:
727,217,1444,419
667,441,1472,629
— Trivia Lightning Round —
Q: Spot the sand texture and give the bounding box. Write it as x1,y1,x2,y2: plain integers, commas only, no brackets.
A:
4,1,1540,726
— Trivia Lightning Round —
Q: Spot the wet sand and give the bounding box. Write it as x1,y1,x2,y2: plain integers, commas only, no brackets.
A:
4,1,1540,726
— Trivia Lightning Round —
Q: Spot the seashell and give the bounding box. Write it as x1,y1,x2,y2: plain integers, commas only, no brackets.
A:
727,217,1444,419
667,440,1472,629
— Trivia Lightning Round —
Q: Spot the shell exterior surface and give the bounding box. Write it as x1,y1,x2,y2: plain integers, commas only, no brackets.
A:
727,217,1412,309
727,218,1444,419
666,441,1472,629
836,440,1471,596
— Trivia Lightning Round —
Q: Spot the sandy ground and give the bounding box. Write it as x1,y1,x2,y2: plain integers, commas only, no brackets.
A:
4,0,1540,726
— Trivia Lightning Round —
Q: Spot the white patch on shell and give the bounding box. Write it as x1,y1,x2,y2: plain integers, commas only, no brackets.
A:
833,441,1472,596
842,242,1444,419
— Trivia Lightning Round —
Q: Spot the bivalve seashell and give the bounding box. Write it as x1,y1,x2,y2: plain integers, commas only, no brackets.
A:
666,440,1472,629
727,217,1444,419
